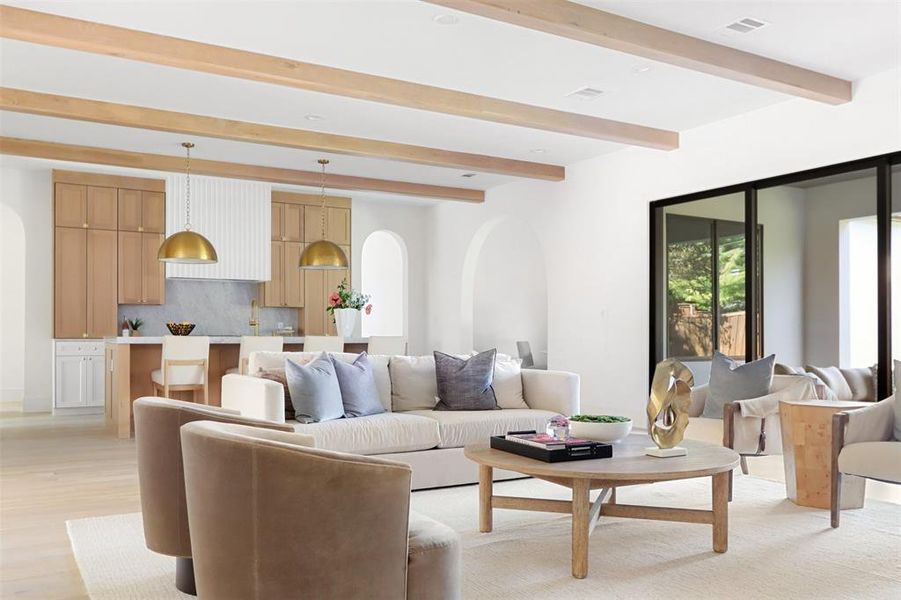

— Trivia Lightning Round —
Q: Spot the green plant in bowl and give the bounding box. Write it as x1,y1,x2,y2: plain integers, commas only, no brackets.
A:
571,414,631,423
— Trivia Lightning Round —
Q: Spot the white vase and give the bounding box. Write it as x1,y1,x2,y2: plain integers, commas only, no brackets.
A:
333,308,359,338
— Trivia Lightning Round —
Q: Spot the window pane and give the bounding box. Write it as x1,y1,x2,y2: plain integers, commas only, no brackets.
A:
758,168,877,372
717,221,746,360
665,214,714,359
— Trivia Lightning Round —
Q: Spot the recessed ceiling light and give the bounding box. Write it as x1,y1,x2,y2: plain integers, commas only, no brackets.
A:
566,86,605,101
433,14,459,25
632,65,652,74
304,114,325,121
529,148,547,154
461,172,477,178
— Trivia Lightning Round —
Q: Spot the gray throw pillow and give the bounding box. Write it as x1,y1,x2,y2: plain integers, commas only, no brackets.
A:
332,352,385,418
285,352,344,423
894,360,900,441
702,352,775,419
434,349,498,411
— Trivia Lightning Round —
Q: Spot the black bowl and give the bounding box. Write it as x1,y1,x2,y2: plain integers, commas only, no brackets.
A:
166,322,196,336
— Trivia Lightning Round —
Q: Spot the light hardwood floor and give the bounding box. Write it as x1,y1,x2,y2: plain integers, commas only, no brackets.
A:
1,411,898,598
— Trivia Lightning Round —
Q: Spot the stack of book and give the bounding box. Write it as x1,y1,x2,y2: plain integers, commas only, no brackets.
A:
490,430,613,462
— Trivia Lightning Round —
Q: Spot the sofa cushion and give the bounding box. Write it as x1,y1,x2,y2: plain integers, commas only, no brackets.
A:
494,356,528,409
434,350,498,411
390,355,439,411
332,352,385,418
703,352,775,419
290,412,439,455
806,365,854,401
257,368,294,421
838,441,901,483
406,408,559,449
286,353,344,423
251,351,391,412
839,366,876,402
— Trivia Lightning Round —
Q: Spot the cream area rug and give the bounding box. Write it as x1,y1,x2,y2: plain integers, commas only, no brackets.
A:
67,476,900,600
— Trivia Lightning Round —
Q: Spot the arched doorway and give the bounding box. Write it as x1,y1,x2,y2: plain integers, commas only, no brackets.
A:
361,230,407,337
461,217,548,363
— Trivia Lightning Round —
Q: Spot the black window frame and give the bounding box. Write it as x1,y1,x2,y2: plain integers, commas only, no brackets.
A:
649,151,901,399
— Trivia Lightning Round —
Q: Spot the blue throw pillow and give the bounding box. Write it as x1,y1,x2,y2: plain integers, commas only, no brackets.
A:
702,351,775,419
332,352,385,418
434,349,498,411
285,352,344,423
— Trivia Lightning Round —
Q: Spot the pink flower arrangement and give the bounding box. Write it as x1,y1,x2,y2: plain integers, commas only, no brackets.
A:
326,279,372,315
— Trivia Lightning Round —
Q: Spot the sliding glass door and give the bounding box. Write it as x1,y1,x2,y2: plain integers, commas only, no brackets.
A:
650,153,899,397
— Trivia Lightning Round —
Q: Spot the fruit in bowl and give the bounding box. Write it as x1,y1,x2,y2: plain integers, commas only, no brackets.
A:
166,321,196,336
568,414,633,443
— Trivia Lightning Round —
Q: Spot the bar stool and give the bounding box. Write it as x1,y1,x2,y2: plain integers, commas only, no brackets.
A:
151,336,211,404
226,336,284,376
303,336,344,353
367,336,408,356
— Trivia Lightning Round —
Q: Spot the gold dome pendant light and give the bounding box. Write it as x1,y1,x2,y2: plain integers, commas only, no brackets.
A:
158,142,219,264
299,159,348,270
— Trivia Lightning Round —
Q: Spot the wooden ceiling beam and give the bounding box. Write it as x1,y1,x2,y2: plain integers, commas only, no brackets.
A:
426,0,852,105
0,87,563,181
0,5,678,150
0,137,484,203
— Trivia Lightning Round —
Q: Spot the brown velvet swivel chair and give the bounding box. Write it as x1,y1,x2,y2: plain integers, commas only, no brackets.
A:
133,397,295,595
180,420,462,600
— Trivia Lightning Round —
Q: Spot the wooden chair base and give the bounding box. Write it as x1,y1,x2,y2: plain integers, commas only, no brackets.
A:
151,382,209,405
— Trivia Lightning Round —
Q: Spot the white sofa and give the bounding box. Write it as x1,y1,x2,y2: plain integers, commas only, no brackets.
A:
221,351,580,490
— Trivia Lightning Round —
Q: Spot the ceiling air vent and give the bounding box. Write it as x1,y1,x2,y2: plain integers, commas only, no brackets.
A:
725,17,767,34
567,86,605,101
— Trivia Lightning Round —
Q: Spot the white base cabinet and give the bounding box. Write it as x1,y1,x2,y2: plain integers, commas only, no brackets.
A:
53,341,105,412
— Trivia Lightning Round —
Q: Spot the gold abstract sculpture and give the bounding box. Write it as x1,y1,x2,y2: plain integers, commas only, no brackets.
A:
647,359,694,453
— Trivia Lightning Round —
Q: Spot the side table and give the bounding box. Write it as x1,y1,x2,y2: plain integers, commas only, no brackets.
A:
779,399,870,509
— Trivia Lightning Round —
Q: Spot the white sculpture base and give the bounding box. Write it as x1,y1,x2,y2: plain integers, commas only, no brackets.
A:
645,446,687,458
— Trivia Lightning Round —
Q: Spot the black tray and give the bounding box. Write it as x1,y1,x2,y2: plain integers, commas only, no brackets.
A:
490,432,613,463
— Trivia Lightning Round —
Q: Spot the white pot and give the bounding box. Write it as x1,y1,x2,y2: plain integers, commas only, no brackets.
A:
333,308,359,338
569,419,633,443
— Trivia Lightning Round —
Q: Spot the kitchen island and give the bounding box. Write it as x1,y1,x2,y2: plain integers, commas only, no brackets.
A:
106,336,368,438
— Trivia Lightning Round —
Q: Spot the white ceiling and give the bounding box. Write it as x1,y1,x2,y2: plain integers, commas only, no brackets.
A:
1,0,898,202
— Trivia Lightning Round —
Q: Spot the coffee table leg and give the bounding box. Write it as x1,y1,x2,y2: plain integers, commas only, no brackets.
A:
571,479,590,579
479,465,493,533
712,472,728,553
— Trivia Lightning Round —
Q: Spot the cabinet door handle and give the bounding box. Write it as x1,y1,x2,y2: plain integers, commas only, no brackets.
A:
138,226,144,232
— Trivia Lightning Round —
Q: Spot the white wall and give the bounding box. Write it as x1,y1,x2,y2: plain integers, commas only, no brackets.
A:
351,198,431,355
471,217,547,360
424,68,900,422
361,230,406,337
0,203,26,403
0,164,53,412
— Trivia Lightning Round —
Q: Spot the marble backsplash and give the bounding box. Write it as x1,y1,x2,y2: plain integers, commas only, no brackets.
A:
117,280,298,337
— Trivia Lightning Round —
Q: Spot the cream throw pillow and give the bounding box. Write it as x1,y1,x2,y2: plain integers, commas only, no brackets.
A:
390,355,439,411
493,356,528,409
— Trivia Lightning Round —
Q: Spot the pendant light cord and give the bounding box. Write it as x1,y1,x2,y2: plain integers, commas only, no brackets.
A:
318,159,329,239
183,142,194,231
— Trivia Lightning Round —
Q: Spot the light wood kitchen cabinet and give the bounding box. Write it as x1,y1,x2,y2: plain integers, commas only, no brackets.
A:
327,207,351,245
119,189,165,233
262,241,305,308
262,241,285,307
54,227,88,338
303,205,324,241
86,229,118,337
118,232,165,305
284,242,305,307
303,246,350,336
271,202,304,242
86,186,118,230
55,183,87,228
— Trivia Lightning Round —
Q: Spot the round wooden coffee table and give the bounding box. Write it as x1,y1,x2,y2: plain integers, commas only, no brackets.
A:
465,435,739,579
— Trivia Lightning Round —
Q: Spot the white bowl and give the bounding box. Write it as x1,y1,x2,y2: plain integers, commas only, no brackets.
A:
569,419,633,443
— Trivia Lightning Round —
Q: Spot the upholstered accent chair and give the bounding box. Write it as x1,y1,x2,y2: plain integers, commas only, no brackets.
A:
180,421,462,600
686,375,818,482
133,397,295,595
831,395,901,527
